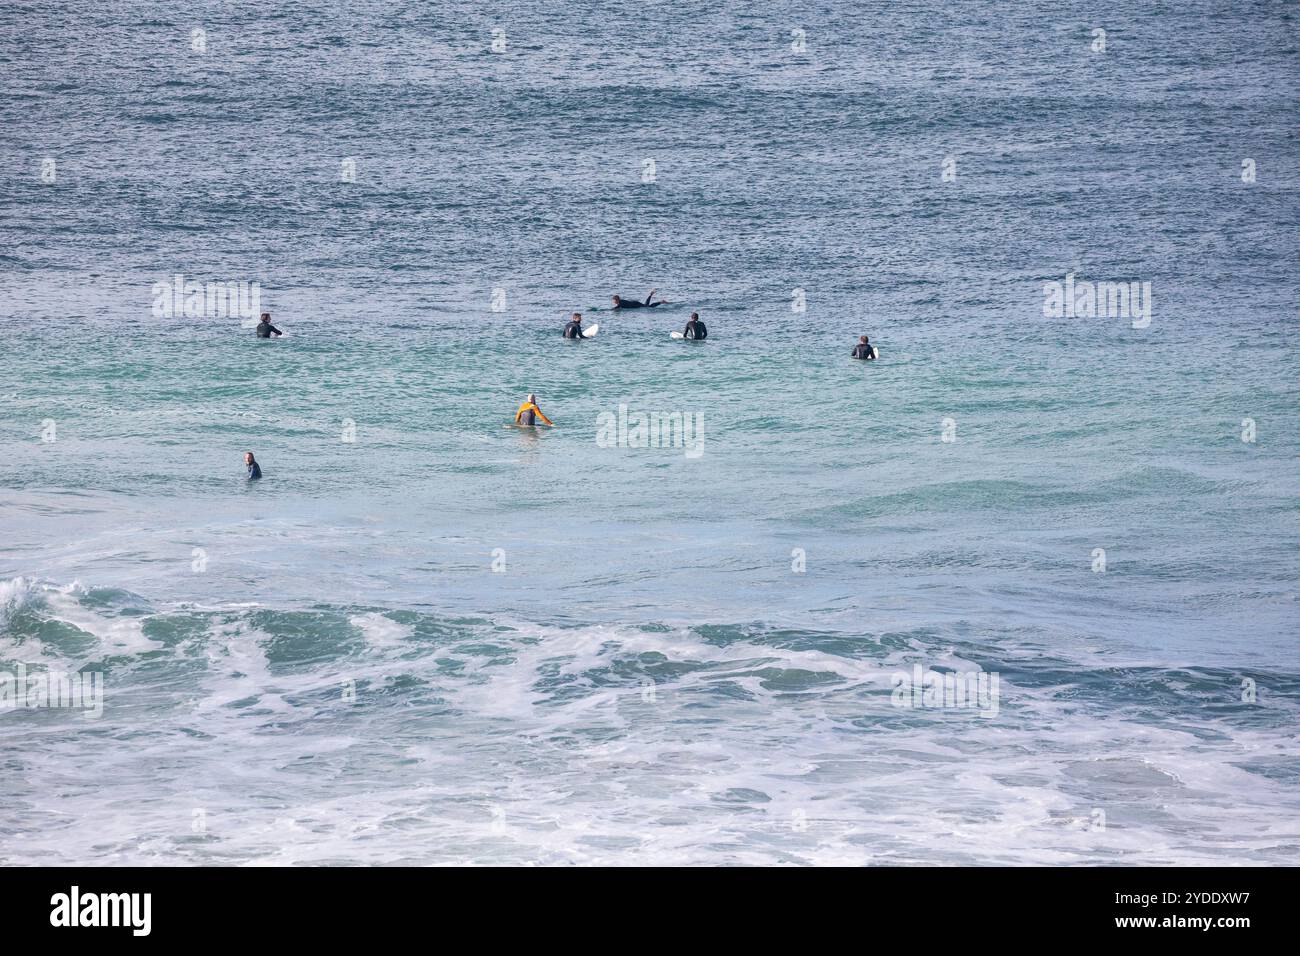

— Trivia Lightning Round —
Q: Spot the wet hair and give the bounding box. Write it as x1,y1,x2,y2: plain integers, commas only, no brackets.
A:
860,335,869,343
260,313,270,321
611,295,621,303
245,451,256,460
572,312,581,320
526,393,536,403
690,312,699,321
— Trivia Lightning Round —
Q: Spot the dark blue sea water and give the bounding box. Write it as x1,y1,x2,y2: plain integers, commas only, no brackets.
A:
1,0,1297,864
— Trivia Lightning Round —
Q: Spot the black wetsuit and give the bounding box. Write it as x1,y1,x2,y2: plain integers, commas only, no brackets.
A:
684,320,707,340
255,321,282,338
613,296,662,310
851,343,874,360
563,320,584,339
247,460,262,479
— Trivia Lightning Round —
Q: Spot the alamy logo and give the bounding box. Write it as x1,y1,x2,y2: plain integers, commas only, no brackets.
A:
0,665,104,718
891,664,999,718
151,273,261,319
596,403,704,458
1042,273,1152,328
50,886,151,936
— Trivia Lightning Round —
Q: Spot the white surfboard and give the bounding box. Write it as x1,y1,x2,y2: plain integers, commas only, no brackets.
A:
872,346,879,359
670,330,684,339
581,323,599,338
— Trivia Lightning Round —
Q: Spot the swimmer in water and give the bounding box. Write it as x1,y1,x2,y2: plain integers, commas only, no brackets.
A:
515,394,554,427
851,335,875,360
683,312,708,340
244,452,262,479
255,313,282,338
563,313,585,338
611,290,668,310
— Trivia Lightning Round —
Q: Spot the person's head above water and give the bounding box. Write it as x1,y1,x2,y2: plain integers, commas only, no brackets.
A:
571,312,581,321
859,335,869,344
244,451,256,464
611,295,621,306
526,393,537,404
690,312,699,321
260,313,270,322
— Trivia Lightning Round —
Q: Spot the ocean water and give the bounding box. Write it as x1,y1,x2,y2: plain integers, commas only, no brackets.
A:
1,0,1298,865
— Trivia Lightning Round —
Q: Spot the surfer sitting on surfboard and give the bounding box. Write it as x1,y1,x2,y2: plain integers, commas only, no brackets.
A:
563,313,585,339
611,290,668,310
851,335,876,360
683,313,707,340
255,313,283,338
515,394,554,427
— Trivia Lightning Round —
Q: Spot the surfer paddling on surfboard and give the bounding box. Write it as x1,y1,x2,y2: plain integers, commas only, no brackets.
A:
611,290,668,310
515,394,554,427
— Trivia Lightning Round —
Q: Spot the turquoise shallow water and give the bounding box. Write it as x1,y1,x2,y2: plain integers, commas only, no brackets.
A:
1,0,1298,864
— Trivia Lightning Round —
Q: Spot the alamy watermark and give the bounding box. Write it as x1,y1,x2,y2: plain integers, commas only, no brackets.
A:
1043,273,1152,328
891,664,999,718
50,886,150,936
1,665,104,718
151,273,261,319
596,404,704,458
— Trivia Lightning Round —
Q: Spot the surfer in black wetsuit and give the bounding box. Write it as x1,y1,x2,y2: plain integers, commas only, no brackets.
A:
563,313,585,338
683,312,707,340
611,290,668,310
244,452,262,479
851,335,875,360
255,313,282,338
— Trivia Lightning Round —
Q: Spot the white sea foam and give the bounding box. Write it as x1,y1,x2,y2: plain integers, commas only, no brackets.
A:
42,587,156,655
349,612,413,648
0,575,43,628
2,587,1297,865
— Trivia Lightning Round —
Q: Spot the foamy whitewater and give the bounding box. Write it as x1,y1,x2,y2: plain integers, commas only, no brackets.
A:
1,1,1298,865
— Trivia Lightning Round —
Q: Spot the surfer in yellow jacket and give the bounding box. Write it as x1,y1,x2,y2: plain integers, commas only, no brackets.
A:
515,394,554,427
